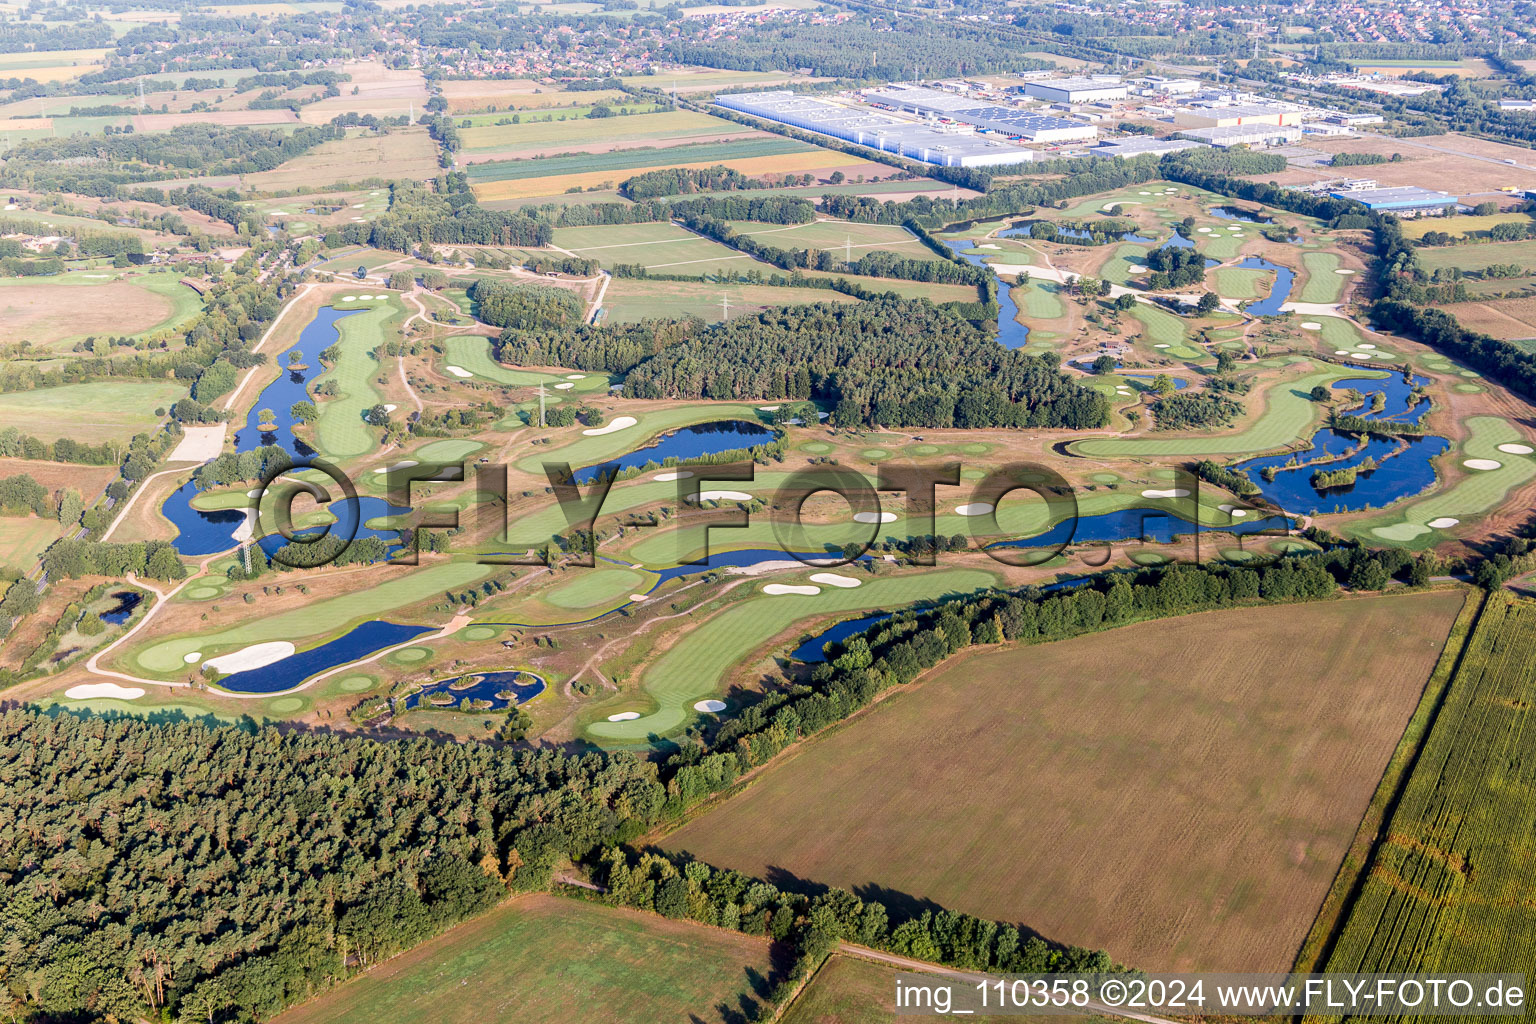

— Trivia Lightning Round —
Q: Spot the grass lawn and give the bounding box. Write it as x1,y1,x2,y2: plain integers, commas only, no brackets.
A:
1402,212,1536,240
0,381,181,444
313,299,401,459
1072,365,1383,457
0,516,66,568
587,568,999,743
544,567,649,609
662,592,1467,972
1017,279,1065,318
1298,251,1346,303
465,137,813,181
1097,243,1152,287
1127,303,1201,359
129,561,490,675
1214,266,1269,300
274,894,780,1024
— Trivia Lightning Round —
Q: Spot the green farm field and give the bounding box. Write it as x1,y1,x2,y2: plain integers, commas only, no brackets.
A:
662,591,1468,972
463,136,814,183
587,568,1000,742
601,277,860,322
724,219,942,261
1403,212,1536,240
1414,238,1536,273
459,109,751,153
1071,366,1383,457
0,381,182,444
274,894,779,1024
552,221,766,276
0,516,67,568
1324,592,1536,982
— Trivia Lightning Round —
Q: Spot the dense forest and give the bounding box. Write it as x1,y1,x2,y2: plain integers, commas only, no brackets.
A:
502,300,1110,429
470,280,585,330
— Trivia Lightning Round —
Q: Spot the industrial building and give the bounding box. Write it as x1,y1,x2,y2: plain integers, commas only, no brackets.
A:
1173,103,1307,128
1329,185,1458,217
863,84,1098,142
1092,136,1208,158
713,91,1037,168
1131,76,1201,96
1022,77,1128,104
1176,124,1304,148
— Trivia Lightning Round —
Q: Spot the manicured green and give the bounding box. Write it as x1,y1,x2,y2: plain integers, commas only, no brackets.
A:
543,567,650,609
587,568,999,742
1298,251,1346,303
1127,304,1201,359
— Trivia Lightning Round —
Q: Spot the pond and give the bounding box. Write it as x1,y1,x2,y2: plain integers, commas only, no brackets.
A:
400,669,546,711
792,612,893,662
998,224,1156,245
1159,231,1223,267
214,619,433,694
988,507,1294,552
100,590,143,626
160,306,407,558
1236,256,1295,318
1233,372,1447,515
572,419,772,484
1210,206,1272,224
942,239,1029,349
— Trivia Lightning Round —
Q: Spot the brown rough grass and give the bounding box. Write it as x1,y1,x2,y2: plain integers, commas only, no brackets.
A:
1441,297,1536,340
0,280,174,350
662,591,1467,973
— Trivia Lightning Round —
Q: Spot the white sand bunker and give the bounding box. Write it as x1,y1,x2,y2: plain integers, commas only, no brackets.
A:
809,572,861,588
65,683,145,700
1335,349,1351,355
1154,343,1170,348
553,382,574,390
853,511,897,524
763,583,819,596
444,365,473,378
382,404,397,413
582,415,637,436
341,295,357,301
1336,268,1356,275
1104,201,1140,209
565,374,585,380
653,470,694,481
204,641,296,674
628,594,649,602
1301,322,1322,330
757,404,780,411
1227,225,1242,231
694,490,753,502
695,699,728,712
1128,265,1148,273
956,502,994,516
1357,343,1376,349
1218,503,1250,518
184,652,203,664
1497,443,1534,455
1428,517,1460,528
374,459,419,475
1141,488,1190,499
1197,227,1212,233
607,711,641,721
979,243,1000,250
1464,459,1502,471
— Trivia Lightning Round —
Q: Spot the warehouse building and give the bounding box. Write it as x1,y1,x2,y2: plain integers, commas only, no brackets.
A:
1173,103,1308,128
1093,136,1208,158
1176,124,1304,148
1328,185,1458,217
1022,77,1128,104
863,84,1097,142
714,91,1037,168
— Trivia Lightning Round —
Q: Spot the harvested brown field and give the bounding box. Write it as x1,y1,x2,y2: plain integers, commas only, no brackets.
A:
0,458,119,497
662,591,1468,973
0,279,177,349
438,77,564,113
243,128,440,190
298,61,428,124
1441,297,1536,340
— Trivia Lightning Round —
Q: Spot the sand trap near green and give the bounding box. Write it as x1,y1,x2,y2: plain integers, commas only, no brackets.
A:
1126,305,1200,359
440,334,610,392
1367,416,1536,544
586,568,998,743
1072,366,1383,458
131,562,488,675
544,568,650,609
